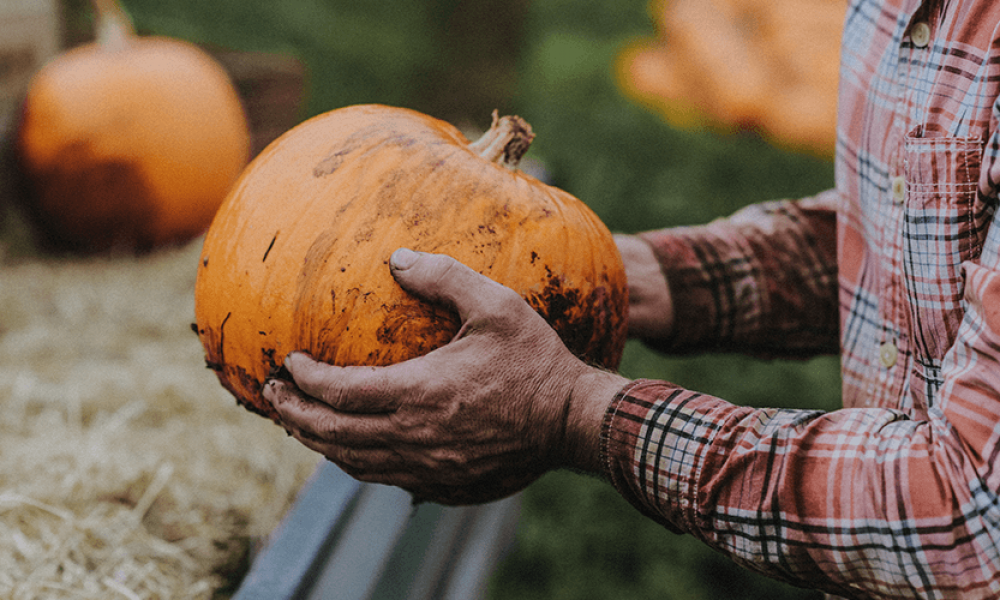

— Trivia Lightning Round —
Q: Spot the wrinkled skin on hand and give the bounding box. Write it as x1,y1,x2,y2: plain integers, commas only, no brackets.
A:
263,248,625,505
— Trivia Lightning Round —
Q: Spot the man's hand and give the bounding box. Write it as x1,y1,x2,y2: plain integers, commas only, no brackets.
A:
614,234,674,340
263,248,627,505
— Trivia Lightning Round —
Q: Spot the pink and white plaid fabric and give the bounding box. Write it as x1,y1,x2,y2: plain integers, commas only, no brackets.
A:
602,0,1000,597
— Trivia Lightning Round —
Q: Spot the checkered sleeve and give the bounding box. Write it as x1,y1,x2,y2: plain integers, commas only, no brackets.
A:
601,174,1000,599
600,379,1000,599
602,205,1000,597
637,190,840,358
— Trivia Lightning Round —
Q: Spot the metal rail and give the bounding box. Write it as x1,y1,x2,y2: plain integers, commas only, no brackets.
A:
234,461,521,600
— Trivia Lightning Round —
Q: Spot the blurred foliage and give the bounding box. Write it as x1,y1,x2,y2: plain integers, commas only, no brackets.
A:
56,0,837,598
61,0,531,126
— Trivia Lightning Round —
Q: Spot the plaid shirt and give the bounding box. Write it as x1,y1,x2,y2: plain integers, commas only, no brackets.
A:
601,0,1000,598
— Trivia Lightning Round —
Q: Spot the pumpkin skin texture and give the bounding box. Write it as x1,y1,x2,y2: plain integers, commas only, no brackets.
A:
16,29,250,253
194,104,628,422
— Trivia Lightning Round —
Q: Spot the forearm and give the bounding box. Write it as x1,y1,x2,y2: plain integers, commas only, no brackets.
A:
639,191,840,357
601,379,1000,599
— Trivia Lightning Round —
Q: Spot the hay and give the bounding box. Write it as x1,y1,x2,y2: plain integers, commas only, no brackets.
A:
0,238,321,599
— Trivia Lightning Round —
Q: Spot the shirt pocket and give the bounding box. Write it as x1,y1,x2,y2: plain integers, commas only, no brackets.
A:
902,132,986,364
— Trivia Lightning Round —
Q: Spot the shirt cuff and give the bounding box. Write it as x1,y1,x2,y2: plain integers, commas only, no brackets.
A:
638,227,760,354
599,378,695,534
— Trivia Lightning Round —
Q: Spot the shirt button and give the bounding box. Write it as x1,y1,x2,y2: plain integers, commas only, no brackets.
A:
911,22,931,48
891,175,906,203
879,342,898,368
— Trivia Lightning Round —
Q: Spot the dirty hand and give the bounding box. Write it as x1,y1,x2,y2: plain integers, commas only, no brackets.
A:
614,234,673,340
262,248,627,505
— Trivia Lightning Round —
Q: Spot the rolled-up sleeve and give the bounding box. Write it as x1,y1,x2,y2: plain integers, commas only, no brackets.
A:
638,191,840,358
600,378,1000,599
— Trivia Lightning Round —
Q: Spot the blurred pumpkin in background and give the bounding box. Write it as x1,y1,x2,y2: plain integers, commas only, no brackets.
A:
15,0,249,253
618,0,847,156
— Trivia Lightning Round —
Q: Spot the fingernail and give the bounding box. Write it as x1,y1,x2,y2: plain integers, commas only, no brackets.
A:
263,379,282,403
283,351,307,370
390,248,419,270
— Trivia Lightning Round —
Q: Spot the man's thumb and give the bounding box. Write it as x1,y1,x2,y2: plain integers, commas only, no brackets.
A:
388,247,421,271
389,248,504,318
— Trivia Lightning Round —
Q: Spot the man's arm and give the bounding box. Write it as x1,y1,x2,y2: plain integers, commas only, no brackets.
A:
637,190,840,357
597,188,1000,598
262,217,1000,598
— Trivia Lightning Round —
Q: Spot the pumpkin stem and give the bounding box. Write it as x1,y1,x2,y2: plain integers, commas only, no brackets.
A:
91,0,135,50
469,110,535,169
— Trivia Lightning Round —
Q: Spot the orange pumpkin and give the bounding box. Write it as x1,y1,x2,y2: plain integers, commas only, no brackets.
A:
15,0,250,252
193,104,628,421
618,0,846,156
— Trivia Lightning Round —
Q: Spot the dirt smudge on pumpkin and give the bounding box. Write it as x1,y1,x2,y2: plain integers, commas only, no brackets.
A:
261,347,278,372
373,168,408,213
383,133,419,149
313,153,345,177
313,136,365,177
198,314,282,422
314,126,420,179
353,228,373,244
526,274,626,369
320,287,361,358
289,229,369,365
201,311,231,372
229,363,278,422
262,232,278,262
305,283,362,364
375,302,460,361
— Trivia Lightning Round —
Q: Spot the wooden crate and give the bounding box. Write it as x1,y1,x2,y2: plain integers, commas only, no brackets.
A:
0,0,59,233
0,0,59,133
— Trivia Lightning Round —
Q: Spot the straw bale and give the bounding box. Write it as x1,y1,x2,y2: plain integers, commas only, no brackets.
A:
0,238,321,599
